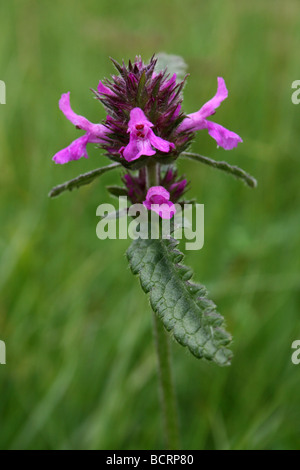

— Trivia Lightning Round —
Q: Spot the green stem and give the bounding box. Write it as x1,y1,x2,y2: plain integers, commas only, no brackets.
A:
152,312,180,450
146,160,158,188
146,161,180,450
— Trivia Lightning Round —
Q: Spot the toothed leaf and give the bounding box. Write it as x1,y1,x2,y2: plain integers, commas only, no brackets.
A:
127,237,233,366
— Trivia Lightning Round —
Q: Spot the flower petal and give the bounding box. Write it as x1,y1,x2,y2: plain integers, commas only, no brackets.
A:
157,201,176,219
143,186,176,219
52,134,89,164
120,135,156,162
127,107,153,132
206,121,243,150
178,77,228,132
52,132,105,164
148,129,175,153
59,92,108,138
198,77,228,119
120,108,175,161
146,186,170,201
143,200,176,219
177,113,207,133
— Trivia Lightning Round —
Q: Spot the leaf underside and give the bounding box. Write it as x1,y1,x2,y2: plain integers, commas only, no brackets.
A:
127,237,233,366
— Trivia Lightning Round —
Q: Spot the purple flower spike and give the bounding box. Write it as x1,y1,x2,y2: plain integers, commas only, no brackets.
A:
178,77,242,150
52,57,242,170
120,107,175,162
143,186,176,219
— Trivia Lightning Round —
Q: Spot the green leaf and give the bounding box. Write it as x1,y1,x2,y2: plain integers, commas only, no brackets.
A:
106,185,128,198
181,152,257,188
155,53,188,83
48,162,121,198
127,237,233,366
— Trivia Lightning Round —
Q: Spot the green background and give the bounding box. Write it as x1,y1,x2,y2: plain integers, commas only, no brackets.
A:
0,0,299,450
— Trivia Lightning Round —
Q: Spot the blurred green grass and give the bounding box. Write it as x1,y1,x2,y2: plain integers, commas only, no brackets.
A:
0,0,300,450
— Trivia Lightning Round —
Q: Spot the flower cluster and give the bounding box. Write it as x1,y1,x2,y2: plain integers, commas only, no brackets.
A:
52,56,242,218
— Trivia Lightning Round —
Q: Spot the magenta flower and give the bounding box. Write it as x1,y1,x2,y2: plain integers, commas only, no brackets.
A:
52,57,192,166
143,186,176,219
51,56,245,199
119,108,175,162
53,92,110,164
178,77,242,150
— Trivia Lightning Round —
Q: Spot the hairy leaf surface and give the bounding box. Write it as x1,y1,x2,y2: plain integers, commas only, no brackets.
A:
127,238,233,366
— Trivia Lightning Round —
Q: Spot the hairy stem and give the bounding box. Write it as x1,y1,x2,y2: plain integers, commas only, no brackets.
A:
146,161,180,450
181,151,257,188
152,312,180,450
146,160,158,188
